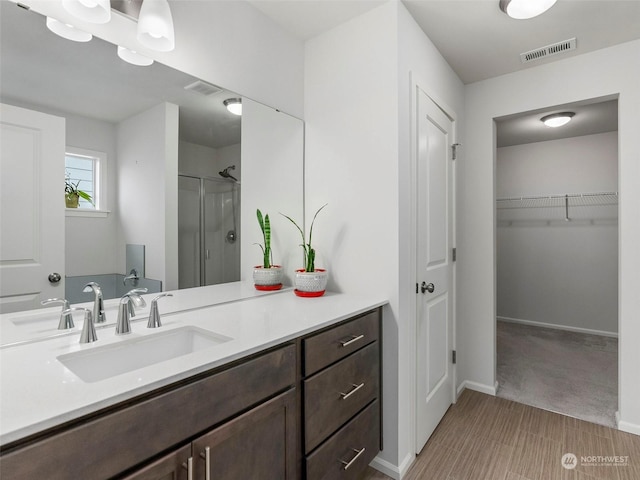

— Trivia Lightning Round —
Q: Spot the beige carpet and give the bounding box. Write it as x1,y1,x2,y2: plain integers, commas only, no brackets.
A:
497,320,618,428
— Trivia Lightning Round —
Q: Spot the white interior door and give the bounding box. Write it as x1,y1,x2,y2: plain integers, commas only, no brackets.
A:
415,89,455,453
0,103,65,313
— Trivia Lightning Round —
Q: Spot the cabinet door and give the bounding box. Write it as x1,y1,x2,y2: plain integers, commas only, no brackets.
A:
192,389,297,480
122,445,191,480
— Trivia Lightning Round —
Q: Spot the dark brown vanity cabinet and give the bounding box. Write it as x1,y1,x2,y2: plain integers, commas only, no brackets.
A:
0,344,296,480
0,307,383,480
302,309,382,480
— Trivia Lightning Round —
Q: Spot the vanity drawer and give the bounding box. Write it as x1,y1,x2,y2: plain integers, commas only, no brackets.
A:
306,400,380,480
304,341,379,453
304,309,379,376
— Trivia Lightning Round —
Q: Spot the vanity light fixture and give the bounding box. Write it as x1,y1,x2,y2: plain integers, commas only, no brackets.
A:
224,98,242,116
499,0,557,19
117,46,154,66
46,17,92,42
541,112,575,128
62,0,111,24
136,0,175,52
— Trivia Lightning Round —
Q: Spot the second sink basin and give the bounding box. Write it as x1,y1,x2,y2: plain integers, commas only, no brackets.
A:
57,326,232,383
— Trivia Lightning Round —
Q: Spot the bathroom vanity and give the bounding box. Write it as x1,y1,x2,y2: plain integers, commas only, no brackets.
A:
0,286,385,479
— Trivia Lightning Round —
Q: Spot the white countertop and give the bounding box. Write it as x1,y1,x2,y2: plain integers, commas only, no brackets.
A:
0,285,387,446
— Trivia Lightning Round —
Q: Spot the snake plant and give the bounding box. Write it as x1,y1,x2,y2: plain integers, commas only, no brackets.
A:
255,209,273,268
281,204,327,272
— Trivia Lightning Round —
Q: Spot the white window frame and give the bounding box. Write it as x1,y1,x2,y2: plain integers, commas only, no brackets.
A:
65,146,109,217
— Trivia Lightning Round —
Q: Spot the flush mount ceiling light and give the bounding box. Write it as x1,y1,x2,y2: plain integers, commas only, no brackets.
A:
499,0,557,19
224,98,242,116
137,0,175,52
46,17,92,42
541,112,575,128
117,46,154,66
62,0,111,24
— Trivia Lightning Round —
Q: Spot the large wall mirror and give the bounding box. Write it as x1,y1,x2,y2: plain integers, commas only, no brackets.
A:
0,1,304,311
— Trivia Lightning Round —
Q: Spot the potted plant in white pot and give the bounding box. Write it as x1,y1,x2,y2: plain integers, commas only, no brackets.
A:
281,204,328,297
253,209,283,290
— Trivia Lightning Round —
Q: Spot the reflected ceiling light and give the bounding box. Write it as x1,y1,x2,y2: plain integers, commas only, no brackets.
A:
224,98,242,116
62,0,111,24
46,17,92,42
117,46,154,66
137,0,175,52
541,112,575,128
499,0,557,19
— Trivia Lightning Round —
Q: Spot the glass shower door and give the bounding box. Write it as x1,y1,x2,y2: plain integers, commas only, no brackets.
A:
178,176,201,289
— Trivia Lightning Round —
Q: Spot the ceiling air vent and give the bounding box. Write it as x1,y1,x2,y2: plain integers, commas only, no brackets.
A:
184,80,222,96
520,37,576,64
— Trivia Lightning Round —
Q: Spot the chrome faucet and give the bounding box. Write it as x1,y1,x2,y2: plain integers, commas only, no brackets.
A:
82,282,106,323
116,291,146,335
125,288,148,318
41,298,74,330
147,293,173,328
61,307,97,344
123,268,139,286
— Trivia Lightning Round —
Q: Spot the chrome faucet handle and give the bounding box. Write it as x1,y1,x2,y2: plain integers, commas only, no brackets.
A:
62,307,97,344
125,288,148,317
82,282,106,323
123,269,139,286
147,293,173,329
116,292,143,335
41,298,74,330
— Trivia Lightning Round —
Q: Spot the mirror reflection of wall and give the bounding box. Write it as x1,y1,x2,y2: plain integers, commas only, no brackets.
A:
0,1,304,310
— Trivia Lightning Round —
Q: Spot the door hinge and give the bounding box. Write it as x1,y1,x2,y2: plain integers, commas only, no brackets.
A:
452,247,456,262
416,283,418,294
452,350,457,364
452,143,461,160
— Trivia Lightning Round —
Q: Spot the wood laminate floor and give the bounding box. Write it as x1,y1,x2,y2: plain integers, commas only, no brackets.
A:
359,389,640,480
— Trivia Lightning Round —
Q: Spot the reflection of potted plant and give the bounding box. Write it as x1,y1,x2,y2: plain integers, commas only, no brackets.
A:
253,209,283,290
281,204,328,297
65,172,93,208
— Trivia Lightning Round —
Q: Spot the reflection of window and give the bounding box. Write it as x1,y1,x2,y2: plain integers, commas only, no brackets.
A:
65,147,106,211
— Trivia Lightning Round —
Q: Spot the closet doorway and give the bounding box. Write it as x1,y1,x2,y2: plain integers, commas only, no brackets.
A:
494,97,619,427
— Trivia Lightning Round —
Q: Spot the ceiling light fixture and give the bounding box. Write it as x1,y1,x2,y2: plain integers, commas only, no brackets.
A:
499,0,557,19
224,98,242,116
62,0,111,24
137,0,175,52
117,46,154,66
541,112,575,128
46,17,92,42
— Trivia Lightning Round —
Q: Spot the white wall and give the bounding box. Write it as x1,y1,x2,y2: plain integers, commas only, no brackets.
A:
117,103,179,290
461,40,640,435
496,132,618,335
305,2,465,476
25,0,304,117
178,141,241,180
240,98,304,286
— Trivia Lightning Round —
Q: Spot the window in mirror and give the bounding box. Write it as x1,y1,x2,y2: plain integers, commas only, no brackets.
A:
65,147,106,213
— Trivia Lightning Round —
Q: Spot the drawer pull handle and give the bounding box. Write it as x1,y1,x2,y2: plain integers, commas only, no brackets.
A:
341,447,366,470
181,457,193,480
340,334,364,347
340,382,365,400
199,446,211,480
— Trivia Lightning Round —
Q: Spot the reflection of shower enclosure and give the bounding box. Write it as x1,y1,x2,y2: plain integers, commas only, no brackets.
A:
178,175,240,288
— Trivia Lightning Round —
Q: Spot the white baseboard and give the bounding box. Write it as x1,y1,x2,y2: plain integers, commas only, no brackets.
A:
618,420,640,436
456,380,497,397
369,452,414,480
497,316,618,338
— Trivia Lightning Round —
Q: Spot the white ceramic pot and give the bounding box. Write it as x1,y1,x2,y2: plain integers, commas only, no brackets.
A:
294,268,328,294
253,265,283,290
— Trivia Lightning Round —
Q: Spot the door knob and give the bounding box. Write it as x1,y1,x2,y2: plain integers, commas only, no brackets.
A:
421,282,435,294
48,272,62,283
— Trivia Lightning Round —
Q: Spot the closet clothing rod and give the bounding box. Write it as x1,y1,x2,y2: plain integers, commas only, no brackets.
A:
496,191,617,202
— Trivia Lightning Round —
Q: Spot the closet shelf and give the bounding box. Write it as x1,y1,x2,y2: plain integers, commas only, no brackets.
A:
496,192,618,210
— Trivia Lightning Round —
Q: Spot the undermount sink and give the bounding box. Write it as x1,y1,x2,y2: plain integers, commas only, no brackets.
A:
57,326,232,383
